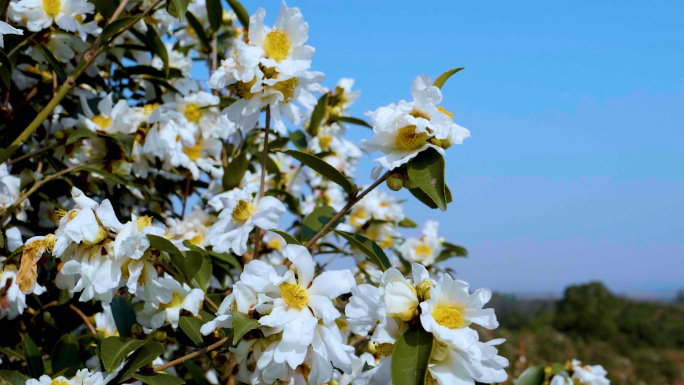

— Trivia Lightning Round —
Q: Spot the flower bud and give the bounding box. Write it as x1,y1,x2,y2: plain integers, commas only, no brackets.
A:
403,177,417,189
112,160,131,176
386,173,403,191
416,279,433,301
153,330,167,341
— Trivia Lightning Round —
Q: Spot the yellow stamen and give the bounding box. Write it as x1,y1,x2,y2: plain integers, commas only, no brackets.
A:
437,106,453,120
236,76,257,99
43,0,61,18
274,77,299,103
136,216,152,231
144,103,160,115
158,292,183,310
50,380,70,385
409,109,430,120
263,29,291,62
414,242,432,257
231,200,255,222
279,282,308,309
91,115,112,130
375,343,394,357
183,103,202,123
55,209,68,219
394,125,428,151
349,208,365,226
268,237,282,251
319,136,332,150
189,234,203,245
183,143,202,161
432,306,465,329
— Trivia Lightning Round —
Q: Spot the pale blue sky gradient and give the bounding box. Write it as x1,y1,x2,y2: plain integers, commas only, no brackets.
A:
235,1,684,297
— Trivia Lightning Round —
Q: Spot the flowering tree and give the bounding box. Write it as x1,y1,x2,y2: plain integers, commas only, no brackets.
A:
0,1,611,385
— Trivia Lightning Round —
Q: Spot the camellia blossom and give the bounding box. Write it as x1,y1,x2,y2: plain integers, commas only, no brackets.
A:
10,0,95,33
0,21,23,48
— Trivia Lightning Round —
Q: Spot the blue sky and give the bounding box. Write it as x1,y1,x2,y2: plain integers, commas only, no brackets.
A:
237,1,684,297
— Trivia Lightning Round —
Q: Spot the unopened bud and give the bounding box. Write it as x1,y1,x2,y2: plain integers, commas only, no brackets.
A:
386,173,403,191
403,178,417,189
416,279,433,301
112,160,131,176
153,330,167,341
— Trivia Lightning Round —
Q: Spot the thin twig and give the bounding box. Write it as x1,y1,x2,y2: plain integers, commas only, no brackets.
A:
304,171,390,250
7,143,58,165
154,336,231,372
109,0,130,21
182,172,191,218
252,109,271,259
69,304,97,336
204,296,219,312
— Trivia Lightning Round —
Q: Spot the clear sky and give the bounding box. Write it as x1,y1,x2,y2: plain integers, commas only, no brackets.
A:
237,0,684,298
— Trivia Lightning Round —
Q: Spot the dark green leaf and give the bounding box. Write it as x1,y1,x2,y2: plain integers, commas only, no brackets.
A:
182,240,208,256
408,187,438,209
333,230,391,271
434,242,467,263
100,16,143,46
335,116,372,128
133,373,185,385
51,334,81,373
301,206,339,242
307,93,328,136
120,342,164,378
36,45,66,82
179,317,205,346
111,296,137,338
192,254,213,291
0,371,30,385
209,250,242,272
0,50,12,89
231,311,259,344
264,189,300,215
111,134,135,159
391,326,434,385
289,130,307,150
283,150,353,193
100,337,146,372
21,334,43,378
0,230,4,249
166,0,189,19
226,0,249,28
147,234,182,255
433,67,464,89
397,218,418,228
222,150,249,190
268,229,300,245
514,365,545,385
206,0,222,32
145,24,168,78
82,166,140,189
184,250,203,280
66,127,96,145
89,0,118,18
406,148,447,211
186,12,210,47
184,361,208,385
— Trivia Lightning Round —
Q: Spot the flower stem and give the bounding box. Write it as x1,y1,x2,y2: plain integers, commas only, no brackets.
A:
154,335,231,372
69,304,97,336
304,171,389,250
252,108,271,259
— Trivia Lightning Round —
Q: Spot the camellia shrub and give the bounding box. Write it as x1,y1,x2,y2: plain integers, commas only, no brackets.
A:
0,1,611,384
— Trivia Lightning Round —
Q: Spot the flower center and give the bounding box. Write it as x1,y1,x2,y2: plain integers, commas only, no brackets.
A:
349,207,365,226
279,282,308,309
184,103,202,123
437,106,453,120
190,234,203,245
263,29,291,62
91,115,112,130
183,143,202,161
268,237,282,251
432,306,465,329
50,380,70,385
136,215,152,231
236,76,257,99
273,77,299,103
394,125,428,151
144,103,160,115
319,136,332,150
43,0,61,17
232,200,255,222
159,292,183,310
414,242,432,257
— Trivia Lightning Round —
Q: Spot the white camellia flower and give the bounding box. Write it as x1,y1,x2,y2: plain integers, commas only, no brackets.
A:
0,163,27,221
26,368,118,385
0,265,44,320
137,275,205,330
570,359,611,385
95,303,118,337
398,220,444,266
428,338,508,385
360,75,470,171
10,0,95,33
71,94,137,134
0,21,23,48
208,189,286,255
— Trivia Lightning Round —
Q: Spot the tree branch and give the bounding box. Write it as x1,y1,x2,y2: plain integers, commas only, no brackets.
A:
154,335,231,372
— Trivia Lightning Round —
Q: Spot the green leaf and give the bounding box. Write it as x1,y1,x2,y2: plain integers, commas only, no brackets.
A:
82,166,140,189
145,24,168,78
0,371,30,385
100,16,143,46
433,67,464,89
120,342,164,378
179,317,205,346
0,50,13,89
226,0,249,28
264,189,300,215
209,250,242,272
223,150,249,191
89,0,118,18
0,230,4,249
205,0,222,32
333,230,391,271
307,93,328,135
51,334,81,373
37,45,67,82
301,206,339,242
21,334,43,378
398,217,418,228
283,150,353,194
434,242,467,263
111,296,137,338
110,134,135,159
289,130,307,150
408,187,438,209
192,254,213,291
100,337,146,372
335,116,372,129
186,12,210,47
184,250,203,280
184,361,208,385
231,311,259,344
133,373,185,385
268,229,300,245
514,365,545,385
166,0,189,19
66,127,96,145
147,234,182,255
391,326,434,385
406,148,447,211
